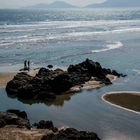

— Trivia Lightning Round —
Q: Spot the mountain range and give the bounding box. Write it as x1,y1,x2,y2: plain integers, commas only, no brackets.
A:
26,0,140,9
86,0,140,8
27,1,76,9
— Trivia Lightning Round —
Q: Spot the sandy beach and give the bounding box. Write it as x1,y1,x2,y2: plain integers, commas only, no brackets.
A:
0,72,16,87
0,68,41,87
102,91,140,115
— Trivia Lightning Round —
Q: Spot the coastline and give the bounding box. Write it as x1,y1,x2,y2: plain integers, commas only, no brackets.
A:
102,91,140,115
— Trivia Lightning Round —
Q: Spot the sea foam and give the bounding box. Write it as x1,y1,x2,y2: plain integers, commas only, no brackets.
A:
92,41,123,53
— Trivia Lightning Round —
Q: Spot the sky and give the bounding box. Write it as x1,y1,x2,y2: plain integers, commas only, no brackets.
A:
0,0,106,8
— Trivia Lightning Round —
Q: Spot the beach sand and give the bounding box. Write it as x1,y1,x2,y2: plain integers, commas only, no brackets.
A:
102,91,140,114
0,72,16,87
0,69,39,87
0,126,48,140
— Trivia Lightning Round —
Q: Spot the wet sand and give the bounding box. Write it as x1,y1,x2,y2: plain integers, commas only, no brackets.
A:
102,91,140,114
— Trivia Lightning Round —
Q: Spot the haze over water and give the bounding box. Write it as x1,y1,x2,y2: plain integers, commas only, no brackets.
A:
0,8,140,140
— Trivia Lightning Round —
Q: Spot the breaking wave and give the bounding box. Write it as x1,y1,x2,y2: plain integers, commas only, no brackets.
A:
92,41,123,53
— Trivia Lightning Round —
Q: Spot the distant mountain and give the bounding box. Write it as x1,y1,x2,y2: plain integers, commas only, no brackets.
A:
86,0,140,8
27,1,77,9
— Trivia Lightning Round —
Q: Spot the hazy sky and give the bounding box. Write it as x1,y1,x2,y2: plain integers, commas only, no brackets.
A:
0,0,106,8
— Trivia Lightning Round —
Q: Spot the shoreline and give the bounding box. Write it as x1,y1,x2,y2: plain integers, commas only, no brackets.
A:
102,91,140,115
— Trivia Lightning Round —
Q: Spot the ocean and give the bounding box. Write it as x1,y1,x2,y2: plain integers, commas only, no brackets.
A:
0,8,140,140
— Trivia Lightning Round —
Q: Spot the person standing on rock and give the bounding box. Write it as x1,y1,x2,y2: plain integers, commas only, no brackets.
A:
27,60,30,71
24,60,27,70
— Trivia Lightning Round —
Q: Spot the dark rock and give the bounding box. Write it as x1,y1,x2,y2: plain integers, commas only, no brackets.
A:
6,72,32,95
102,68,112,75
41,128,101,140
48,65,53,69
112,70,121,77
0,119,6,128
0,110,31,129
7,109,27,119
52,73,73,94
112,70,127,77
100,77,112,85
34,120,54,129
6,59,125,101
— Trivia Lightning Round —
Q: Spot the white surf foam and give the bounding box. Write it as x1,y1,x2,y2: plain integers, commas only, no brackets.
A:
0,27,140,47
0,20,140,33
92,41,123,53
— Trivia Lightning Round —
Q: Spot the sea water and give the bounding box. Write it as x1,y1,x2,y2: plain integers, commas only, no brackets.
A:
0,8,140,140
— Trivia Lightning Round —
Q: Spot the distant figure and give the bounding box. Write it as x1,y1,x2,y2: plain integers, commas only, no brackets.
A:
24,60,27,70
27,60,30,71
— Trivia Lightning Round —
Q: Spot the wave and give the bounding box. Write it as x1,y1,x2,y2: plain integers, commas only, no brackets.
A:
65,28,140,37
0,20,140,33
0,28,138,46
0,27,139,46
46,41,123,61
92,41,123,53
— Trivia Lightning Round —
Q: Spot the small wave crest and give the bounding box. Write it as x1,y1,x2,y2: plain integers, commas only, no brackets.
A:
92,41,123,53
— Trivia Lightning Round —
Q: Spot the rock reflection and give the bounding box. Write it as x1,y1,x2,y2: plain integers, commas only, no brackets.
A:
7,92,75,107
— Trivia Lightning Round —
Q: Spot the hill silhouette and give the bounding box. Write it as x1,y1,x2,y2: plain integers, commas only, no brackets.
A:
86,0,140,8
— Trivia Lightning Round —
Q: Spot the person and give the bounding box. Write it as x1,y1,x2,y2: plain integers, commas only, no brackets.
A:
24,60,27,70
27,60,30,71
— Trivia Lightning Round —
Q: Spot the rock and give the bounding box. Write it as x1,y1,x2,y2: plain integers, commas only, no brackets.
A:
6,59,125,101
34,120,54,130
68,58,103,77
100,77,112,85
102,68,112,75
112,70,127,77
48,65,53,69
41,128,101,140
0,119,6,128
7,109,27,119
0,110,31,129
112,70,121,77
52,73,73,94
6,72,32,95
0,114,100,140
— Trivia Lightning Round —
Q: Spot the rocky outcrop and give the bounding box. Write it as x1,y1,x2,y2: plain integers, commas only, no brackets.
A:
41,128,101,140
0,110,30,129
6,59,126,101
34,120,100,140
